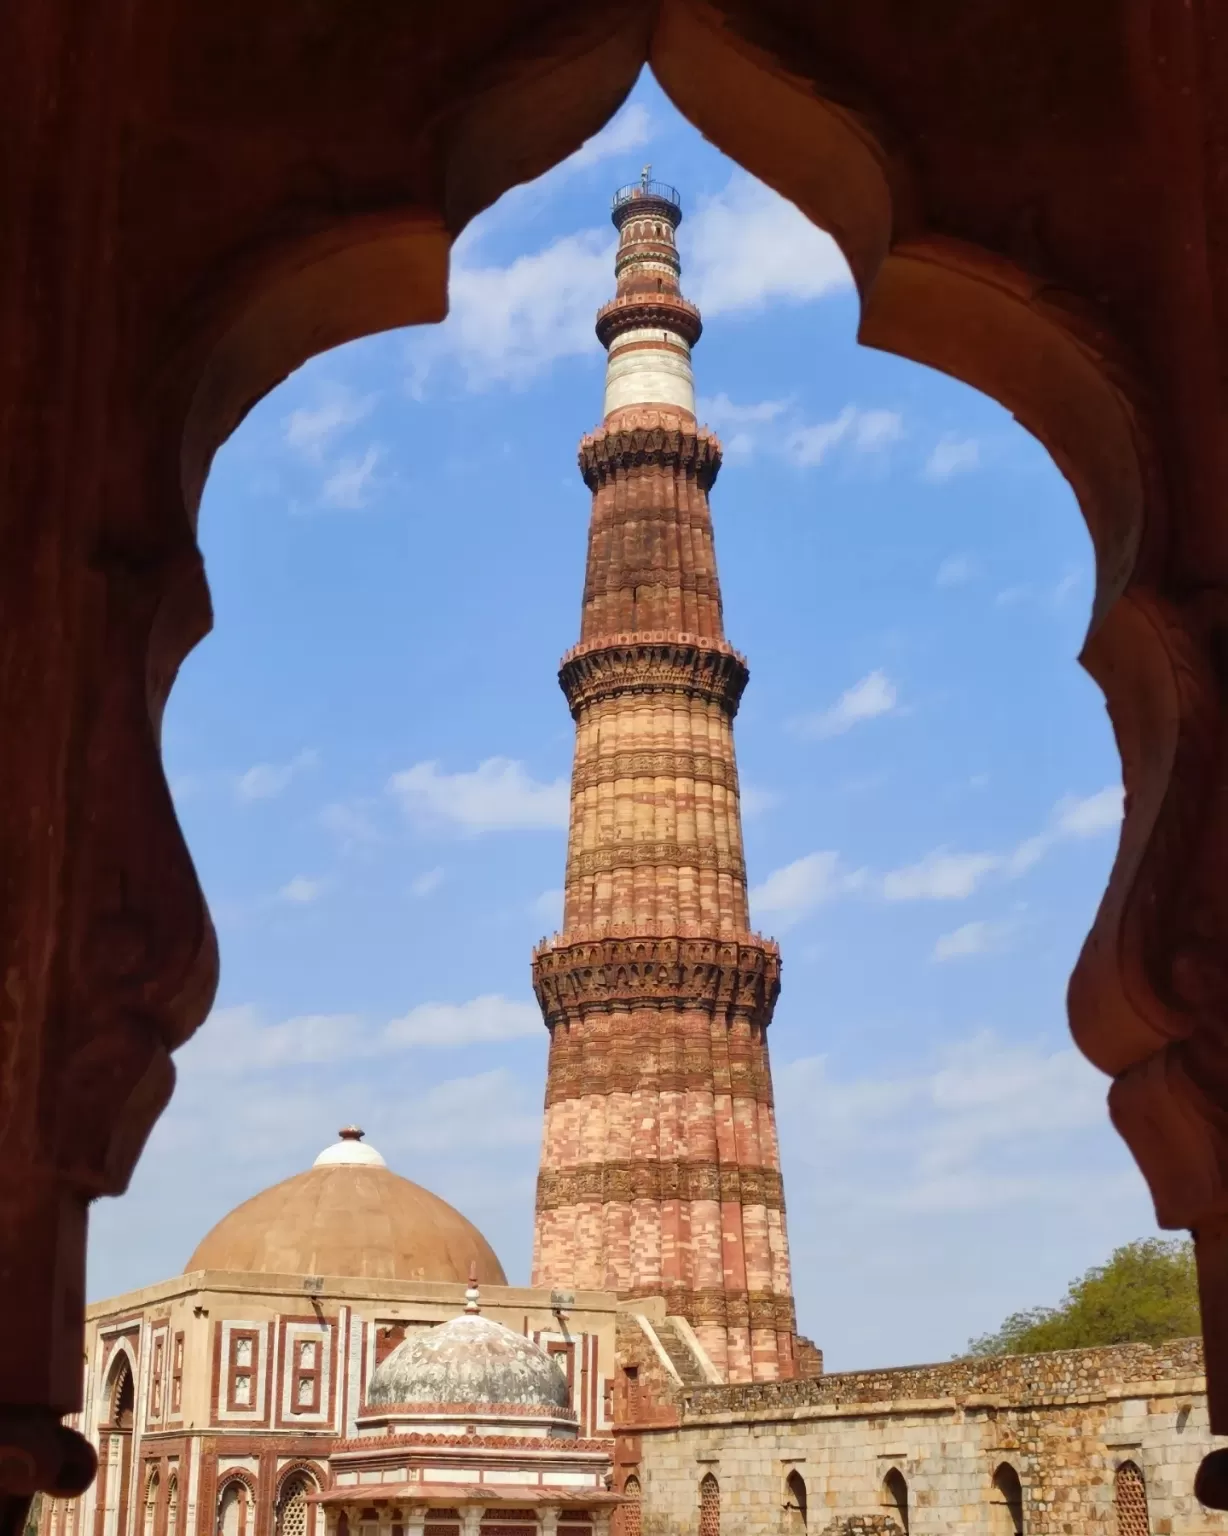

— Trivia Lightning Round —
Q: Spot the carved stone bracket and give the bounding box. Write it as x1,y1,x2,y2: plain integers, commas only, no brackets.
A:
578,414,722,490
558,634,748,717
532,931,780,1026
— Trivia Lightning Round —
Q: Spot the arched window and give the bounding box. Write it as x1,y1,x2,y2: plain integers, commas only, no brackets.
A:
785,1470,807,1532
217,1481,249,1536
991,1464,1023,1536
108,1358,134,1429
620,1476,641,1536
699,1474,720,1536
143,1472,160,1536
277,1473,316,1536
882,1469,909,1535
166,1477,179,1536
1115,1462,1150,1536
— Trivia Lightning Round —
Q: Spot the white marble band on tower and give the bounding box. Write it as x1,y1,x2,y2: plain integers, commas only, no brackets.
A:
597,175,701,421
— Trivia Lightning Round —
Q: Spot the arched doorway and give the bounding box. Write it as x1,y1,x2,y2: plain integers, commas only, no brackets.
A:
882,1469,909,1536
991,1464,1023,1536
784,1470,807,1533
95,1356,135,1536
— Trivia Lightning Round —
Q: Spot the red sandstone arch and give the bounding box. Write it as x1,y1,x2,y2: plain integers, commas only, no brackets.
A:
5,0,1228,1516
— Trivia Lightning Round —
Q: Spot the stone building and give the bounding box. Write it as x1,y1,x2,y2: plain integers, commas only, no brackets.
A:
40,1132,618,1536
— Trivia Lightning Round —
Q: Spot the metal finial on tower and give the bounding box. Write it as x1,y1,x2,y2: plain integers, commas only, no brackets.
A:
464,1260,481,1314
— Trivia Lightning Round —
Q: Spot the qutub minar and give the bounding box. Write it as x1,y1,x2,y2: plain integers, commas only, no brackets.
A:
530,169,796,1383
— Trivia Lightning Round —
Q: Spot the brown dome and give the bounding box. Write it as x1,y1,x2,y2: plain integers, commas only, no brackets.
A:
185,1131,506,1285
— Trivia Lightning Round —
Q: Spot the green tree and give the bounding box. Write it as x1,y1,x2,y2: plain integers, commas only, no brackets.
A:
964,1237,1200,1356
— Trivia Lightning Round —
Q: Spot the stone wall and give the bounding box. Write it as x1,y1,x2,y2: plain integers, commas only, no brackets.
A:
623,1339,1228,1536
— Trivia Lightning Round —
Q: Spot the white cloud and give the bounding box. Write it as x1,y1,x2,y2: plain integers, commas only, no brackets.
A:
283,388,375,461
567,103,653,170
750,851,863,927
392,1069,543,1155
319,798,382,851
784,407,902,468
1055,785,1123,838
935,554,977,588
932,919,1013,962
186,994,541,1072
740,784,779,818
883,850,1001,902
409,230,611,394
684,174,852,316
778,1031,1115,1219
279,875,326,905
320,444,382,509
698,393,791,427
531,887,565,929
886,785,1123,901
384,996,541,1049
389,757,569,835
924,433,980,481
793,670,899,739
410,867,444,898
235,749,317,804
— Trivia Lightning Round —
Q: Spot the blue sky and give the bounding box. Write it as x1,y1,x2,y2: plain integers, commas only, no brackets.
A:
90,72,1158,1370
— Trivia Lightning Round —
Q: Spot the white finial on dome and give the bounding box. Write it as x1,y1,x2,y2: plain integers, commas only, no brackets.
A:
313,1126,387,1168
464,1260,481,1315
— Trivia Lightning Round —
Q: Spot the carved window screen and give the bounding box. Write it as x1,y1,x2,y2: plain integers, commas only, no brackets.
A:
699,1474,719,1536
1115,1462,1150,1536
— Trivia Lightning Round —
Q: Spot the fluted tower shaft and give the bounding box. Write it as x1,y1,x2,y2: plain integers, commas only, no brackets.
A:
531,177,796,1383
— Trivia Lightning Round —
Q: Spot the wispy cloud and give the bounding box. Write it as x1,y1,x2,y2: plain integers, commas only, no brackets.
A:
684,173,852,316
389,757,569,834
778,1031,1116,1218
531,887,565,929
319,798,382,852
792,670,899,739
278,875,327,905
785,406,903,468
750,851,865,928
283,387,375,461
567,102,653,171
408,230,611,394
410,867,445,898
924,433,980,482
751,785,1123,927
320,445,383,510
235,749,317,804
935,554,978,588
931,919,1014,963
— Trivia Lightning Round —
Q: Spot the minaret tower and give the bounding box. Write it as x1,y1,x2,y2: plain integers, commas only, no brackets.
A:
531,172,796,1383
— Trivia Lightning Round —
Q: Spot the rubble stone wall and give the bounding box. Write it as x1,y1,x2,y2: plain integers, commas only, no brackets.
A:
626,1339,1228,1536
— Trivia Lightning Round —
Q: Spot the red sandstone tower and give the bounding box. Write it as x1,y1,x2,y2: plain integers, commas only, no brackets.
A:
531,173,796,1383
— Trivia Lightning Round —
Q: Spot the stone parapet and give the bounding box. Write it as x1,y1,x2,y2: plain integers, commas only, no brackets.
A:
531,931,780,1027
678,1336,1209,1419
558,635,748,718
595,294,702,348
578,414,721,489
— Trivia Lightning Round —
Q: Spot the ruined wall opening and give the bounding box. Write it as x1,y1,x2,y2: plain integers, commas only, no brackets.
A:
992,1463,1024,1536
785,1470,807,1532
881,1469,909,1535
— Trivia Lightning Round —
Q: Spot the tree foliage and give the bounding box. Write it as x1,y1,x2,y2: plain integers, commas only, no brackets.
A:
964,1238,1200,1357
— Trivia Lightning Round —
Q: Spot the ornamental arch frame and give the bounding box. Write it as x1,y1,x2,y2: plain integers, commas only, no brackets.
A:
5,0,1228,1514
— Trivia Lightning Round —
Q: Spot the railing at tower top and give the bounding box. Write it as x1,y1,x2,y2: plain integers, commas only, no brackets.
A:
612,179,681,211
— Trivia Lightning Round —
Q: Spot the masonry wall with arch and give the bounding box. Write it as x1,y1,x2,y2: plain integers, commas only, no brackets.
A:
613,1339,1228,1536
6,0,1228,1522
